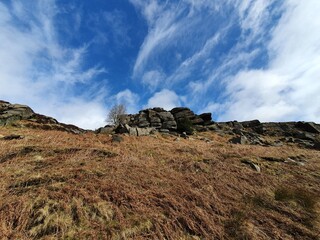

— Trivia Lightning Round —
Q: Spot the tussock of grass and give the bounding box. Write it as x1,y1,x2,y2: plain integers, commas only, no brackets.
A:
275,187,318,211
224,209,251,240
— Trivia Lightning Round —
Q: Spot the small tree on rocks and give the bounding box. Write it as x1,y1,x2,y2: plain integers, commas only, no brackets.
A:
107,104,127,125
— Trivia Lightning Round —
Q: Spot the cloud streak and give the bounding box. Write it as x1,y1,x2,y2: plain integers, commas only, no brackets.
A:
1,0,319,129
131,0,320,123
0,1,108,129
214,0,320,122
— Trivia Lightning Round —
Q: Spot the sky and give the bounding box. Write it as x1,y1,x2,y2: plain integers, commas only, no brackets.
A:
0,0,320,129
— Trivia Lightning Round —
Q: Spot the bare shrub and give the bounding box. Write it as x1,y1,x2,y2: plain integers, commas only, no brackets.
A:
107,104,126,125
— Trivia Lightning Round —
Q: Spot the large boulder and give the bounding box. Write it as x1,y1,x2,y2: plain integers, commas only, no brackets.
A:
157,111,177,130
137,127,155,136
229,135,249,145
157,111,175,122
295,122,320,134
199,113,212,125
241,120,261,128
146,109,161,128
162,121,177,130
0,101,35,126
95,125,115,134
115,124,155,136
171,107,196,120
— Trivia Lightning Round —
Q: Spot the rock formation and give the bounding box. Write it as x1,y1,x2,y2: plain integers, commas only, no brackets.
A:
0,101,34,126
217,120,320,150
0,100,84,134
115,107,212,135
1,100,319,151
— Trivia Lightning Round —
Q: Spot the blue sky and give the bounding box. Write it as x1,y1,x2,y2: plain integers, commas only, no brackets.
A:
1,0,320,129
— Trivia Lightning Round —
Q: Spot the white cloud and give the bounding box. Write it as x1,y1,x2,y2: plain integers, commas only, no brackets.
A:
145,89,181,110
130,0,215,79
132,10,179,77
238,0,275,37
129,0,162,25
166,33,221,85
104,10,131,48
114,89,140,114
54,100,108,130
215,0,320,122
142,70,165,91
0,1,107,129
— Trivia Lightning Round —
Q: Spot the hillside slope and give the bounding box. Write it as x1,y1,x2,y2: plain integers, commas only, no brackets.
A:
0,126,319,239
0,101,320,239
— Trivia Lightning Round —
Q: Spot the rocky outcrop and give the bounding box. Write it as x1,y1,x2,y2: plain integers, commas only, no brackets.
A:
0,100,84,134
211,120,320,150
295,121,320,134
118,107,212,134
0,101,34,126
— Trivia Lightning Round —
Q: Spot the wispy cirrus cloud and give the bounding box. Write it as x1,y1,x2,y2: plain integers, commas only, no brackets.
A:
2,0,319,129
131,0,320,123
0,0,107,129
104,9,132,49
208,0,320,122
129,0,226,83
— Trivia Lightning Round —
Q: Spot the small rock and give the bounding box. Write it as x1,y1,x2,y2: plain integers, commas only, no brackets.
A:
1,134,24,140
241,159,261,172
272,140,283,147
34,155,44,161
199,137,212,143
180,132,188,139
159,129,170,133
285,158,305,166
229,135,249,145
202,159,211,164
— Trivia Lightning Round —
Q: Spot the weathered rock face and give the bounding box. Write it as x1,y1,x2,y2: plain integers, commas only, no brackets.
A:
0,100,84,134
115,124,155,136
171,107,204,125
295,121,320,134
119,107,212,134
0,101,34,126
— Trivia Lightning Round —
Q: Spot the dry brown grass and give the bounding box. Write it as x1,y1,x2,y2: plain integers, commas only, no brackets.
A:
0,126,319,239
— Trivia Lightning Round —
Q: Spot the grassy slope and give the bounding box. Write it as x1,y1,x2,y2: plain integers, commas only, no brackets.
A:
0,126,319,239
